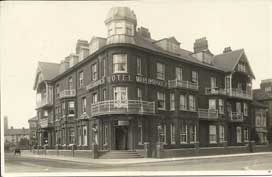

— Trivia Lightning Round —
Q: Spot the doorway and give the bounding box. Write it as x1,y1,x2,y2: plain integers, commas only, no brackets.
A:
115,126,128,150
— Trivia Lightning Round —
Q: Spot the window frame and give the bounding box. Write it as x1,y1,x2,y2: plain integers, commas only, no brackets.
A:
189,95,196,111
170,123,176,144
79,71,84,88
157,92,165,110
180,122,188,144
91,63,98,81
156,62,165,80
136,57,142,75
113,54,127,73
209,125,217,144
170,93,175,111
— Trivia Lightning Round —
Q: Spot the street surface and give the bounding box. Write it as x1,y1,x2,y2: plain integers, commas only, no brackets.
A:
4,152,272,173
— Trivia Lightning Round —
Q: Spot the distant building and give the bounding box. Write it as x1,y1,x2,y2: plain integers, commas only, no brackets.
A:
28,116,38,146
253,79,272,143
4,126,30,146
4,116,8,130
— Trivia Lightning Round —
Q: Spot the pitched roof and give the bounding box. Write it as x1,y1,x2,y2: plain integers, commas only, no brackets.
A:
38,62,60,80
134,34,223,71
253,89,272,101
212,49,244,72
5,128,30,136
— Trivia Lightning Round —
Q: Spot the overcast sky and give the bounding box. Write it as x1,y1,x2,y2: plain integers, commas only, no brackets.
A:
1,0,272,129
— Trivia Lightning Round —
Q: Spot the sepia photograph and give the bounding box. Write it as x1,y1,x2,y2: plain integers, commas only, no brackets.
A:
1,0,272,176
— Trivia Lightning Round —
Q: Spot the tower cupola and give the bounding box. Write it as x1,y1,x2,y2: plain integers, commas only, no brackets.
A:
105,7,137,44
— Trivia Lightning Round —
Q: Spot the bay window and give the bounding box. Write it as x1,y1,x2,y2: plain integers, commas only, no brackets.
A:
113,54,127,73
179,94,187,110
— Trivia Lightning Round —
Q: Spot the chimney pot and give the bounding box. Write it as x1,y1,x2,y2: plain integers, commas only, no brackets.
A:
223,46,232,53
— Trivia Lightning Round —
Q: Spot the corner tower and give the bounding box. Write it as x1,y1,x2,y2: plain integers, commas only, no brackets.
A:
105,7,137,44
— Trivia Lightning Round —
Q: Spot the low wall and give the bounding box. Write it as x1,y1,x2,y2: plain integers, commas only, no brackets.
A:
74,150,93,158
47,150,58,156
59,150,74,157
255,144,272,152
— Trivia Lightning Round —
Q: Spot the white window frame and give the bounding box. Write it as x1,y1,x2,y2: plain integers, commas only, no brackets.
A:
189,95,196,111
244,128,249,142
189,125,196,143
236,126,242,143
170,93,175,111
179,94,187,110
79,71,84,88
82,97,87,113
83,126,87,146
218,99,224,114
68,101,75,117
92,93,98,104
137,120,143,145
192,71,198,84
176,67,182,81
210,77,217,89
91,63,98,81
209,125,217,144
219,125,225,143
180,123,187,144
170,123,176,144
113,87,128,108
209,99,216,110
136,57,142,75
113,54,127,73
243,103,248,116
137,88,142,101
157,92,165,110
156,62,165,80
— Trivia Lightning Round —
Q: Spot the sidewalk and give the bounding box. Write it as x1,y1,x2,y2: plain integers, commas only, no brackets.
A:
20,151,272,165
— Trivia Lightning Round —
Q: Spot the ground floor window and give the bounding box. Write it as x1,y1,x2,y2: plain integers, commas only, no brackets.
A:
83,126,88,146
236,126,242,143
189,124,196,143
209,125,217,144
257,132,268,144
219,125,225,143
62,129,66,145
103,123,108,145
69,127,75,144
170,123,175,144
243,128,249,142
56,131,61,145
78,127,82,145
180,122,187,144
158,123,166,144
137,120,143,145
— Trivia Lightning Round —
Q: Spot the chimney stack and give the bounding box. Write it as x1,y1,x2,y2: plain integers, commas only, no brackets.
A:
76,39,89,62
193,37,208,53
59,60,69,73
223,46,232,53
137,27,151,39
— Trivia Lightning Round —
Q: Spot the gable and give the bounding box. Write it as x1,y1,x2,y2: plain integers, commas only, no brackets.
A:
233,53,255,79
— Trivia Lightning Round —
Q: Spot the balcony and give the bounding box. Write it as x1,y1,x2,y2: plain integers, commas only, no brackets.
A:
230,88,252,100
198,109,219,120
59,89,76,99
36,97,53,109
91,100,155,117
205,87,227,95
39,118,53,128
229,112,244,122
168,79,198,90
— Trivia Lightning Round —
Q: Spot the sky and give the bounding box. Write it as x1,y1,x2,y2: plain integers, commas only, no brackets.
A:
1,0,272,129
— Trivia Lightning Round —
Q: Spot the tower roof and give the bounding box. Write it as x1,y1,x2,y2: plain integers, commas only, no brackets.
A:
105,7,137,24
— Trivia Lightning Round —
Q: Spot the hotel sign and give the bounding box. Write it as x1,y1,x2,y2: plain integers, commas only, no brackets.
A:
136,75,167,87
86,77,105,90
109,74,132,83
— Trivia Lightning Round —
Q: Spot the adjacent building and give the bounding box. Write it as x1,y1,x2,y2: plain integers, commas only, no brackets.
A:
4,126,30,147
253,79,272,143
34,7,262,154
28,116,38,146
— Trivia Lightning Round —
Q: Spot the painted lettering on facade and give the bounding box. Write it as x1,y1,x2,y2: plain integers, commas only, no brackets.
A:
136,75,167,87
86,77,105,90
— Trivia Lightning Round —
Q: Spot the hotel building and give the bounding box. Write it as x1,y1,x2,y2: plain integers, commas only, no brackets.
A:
33,7,259,156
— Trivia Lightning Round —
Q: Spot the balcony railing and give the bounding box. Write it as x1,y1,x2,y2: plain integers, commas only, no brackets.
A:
205,87,227,95
36,97,53,108
91,100,155,117
168,79,199,90
229,112,244,122
198,109,219,120
230,88,252,100
39,118,53,128
59,89,76,99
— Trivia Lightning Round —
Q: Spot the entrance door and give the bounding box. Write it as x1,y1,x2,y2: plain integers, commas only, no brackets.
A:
115,126,128,150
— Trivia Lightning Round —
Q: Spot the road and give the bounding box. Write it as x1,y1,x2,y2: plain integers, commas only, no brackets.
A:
4,153,272,173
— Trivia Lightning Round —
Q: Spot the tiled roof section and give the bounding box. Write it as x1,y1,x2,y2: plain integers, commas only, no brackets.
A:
252,100,268,108
28,116,37,122
134,34,223,71
5,128,30,136
253,89,272,101
38,62,60,81
212,49,244,72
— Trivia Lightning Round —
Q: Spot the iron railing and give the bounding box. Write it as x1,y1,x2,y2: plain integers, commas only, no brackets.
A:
168,79,199,90
229,112,244,122
198,109,219,119
59,89,76,99
91,100,155,117
205,87,227,95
